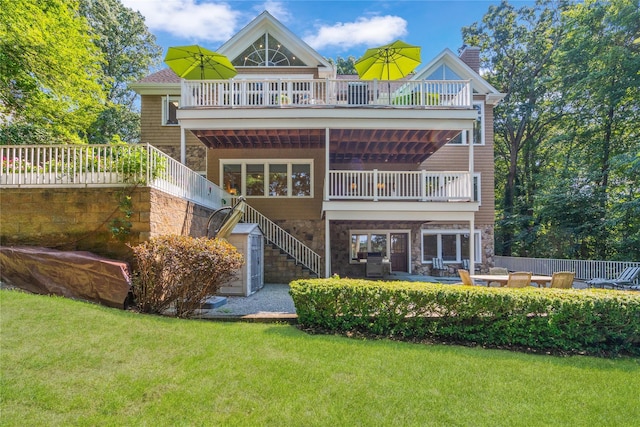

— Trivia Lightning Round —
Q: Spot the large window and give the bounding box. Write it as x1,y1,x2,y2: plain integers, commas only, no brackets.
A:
421,230,481,263
221,160,312,197
349,230,409,263
233,34,307,67
448,102,484,145
162,96,179,126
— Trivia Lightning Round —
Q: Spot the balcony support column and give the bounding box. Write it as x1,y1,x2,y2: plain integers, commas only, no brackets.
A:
180,126,186,165
325,218,331,278
469,122,474,199
325,128,330,201
469,215,475,274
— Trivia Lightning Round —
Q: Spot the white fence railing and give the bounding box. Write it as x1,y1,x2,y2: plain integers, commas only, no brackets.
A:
0,144,229,211
495,256,640,284
327,170,471,201
242,202,322,278
181,78,472,109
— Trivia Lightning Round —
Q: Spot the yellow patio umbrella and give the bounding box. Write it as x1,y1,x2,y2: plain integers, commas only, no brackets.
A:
164,45,237,80
355,40,421,81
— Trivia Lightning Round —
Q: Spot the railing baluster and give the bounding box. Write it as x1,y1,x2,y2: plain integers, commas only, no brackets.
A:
495,256,640,284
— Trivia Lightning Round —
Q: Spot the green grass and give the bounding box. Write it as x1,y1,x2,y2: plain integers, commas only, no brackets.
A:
1,290,639,426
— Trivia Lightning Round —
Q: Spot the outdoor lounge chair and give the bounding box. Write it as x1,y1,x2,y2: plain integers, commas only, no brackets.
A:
506,272,532,288
586,266,640,290
432,258,447,276
549,271,575,289
461,259,479,273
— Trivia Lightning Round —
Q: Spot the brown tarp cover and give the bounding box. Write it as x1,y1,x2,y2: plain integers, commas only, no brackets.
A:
0,246,131,308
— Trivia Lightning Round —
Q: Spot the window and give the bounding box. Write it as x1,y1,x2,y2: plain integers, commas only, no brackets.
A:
447,102,484,145
223,164,242,195
233,34,307,67
269,164,287,196
246,164,265,196
473,174,481,203
162,96,179,125
349,230,408,263
221,160,313,197
421,230,481,263
426,64,463,80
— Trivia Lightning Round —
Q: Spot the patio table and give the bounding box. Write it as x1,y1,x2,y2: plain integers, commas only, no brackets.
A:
470,274,553,287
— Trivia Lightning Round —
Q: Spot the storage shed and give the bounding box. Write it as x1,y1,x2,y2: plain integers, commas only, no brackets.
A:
218,223,264,296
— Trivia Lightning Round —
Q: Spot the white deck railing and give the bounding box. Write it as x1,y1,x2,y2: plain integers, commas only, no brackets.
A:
327,170,472,201
241,202,322,278
495,256,640,284
0,144,228,211
181,78,472,109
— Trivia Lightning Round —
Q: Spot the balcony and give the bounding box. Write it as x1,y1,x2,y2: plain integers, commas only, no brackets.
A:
326,170,472,202
181,78,472,109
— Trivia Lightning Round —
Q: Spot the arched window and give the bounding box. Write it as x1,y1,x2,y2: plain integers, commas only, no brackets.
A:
232,34,307,67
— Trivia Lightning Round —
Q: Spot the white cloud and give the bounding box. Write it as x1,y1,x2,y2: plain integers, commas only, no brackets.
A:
304,15,408,52
253,1,291,23
121,0,240,44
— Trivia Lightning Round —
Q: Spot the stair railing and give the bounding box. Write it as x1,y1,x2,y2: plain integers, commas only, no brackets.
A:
241,203,323,278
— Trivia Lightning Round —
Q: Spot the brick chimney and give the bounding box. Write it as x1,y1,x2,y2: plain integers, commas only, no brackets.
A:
458,45,480,74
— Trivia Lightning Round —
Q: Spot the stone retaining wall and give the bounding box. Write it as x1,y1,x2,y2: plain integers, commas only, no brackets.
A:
0,187,213,263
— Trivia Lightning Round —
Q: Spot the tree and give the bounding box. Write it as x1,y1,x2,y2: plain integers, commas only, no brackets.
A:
551,0,640,259
465,0,640,261
462,0,567,256
78,0,163,144
0,0,105,144
328,56,358,75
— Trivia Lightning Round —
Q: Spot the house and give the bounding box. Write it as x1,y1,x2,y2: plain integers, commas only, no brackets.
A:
131,11,504,280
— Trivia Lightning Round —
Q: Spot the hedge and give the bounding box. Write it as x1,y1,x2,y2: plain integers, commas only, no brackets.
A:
289,278,640,357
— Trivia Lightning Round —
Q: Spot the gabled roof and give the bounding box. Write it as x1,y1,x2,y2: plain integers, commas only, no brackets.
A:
217,11,335,78
130,68,181,94
413,48,504,105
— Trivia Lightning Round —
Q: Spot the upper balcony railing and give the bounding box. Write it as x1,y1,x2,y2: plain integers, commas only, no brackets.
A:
0,144,229,211
326,170,472,202
181,78,472,109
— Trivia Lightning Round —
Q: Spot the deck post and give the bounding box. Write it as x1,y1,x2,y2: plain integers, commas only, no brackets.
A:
180,126,186,164
325,217,331,277
469,215,475,273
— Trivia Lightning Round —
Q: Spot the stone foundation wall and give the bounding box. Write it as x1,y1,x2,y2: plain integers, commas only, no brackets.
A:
154,145,207,173
0,187,214,263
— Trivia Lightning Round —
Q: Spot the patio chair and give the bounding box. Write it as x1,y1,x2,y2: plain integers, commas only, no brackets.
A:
506,272,532,288
488,267,509,287
549,271,575,289
586,267,640,290
457,269,474,286
432,258,447,277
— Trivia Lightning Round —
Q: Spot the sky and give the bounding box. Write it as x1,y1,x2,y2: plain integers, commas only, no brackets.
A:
121,0,533,66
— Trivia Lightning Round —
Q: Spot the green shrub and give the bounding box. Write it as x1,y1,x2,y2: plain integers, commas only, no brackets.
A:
290,278,640,357
129,235,243,318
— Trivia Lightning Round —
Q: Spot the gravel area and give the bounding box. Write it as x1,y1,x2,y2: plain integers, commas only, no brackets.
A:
207,283,296,317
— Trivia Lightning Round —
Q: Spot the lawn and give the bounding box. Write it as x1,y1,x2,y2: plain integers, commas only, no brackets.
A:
1,289,638,426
